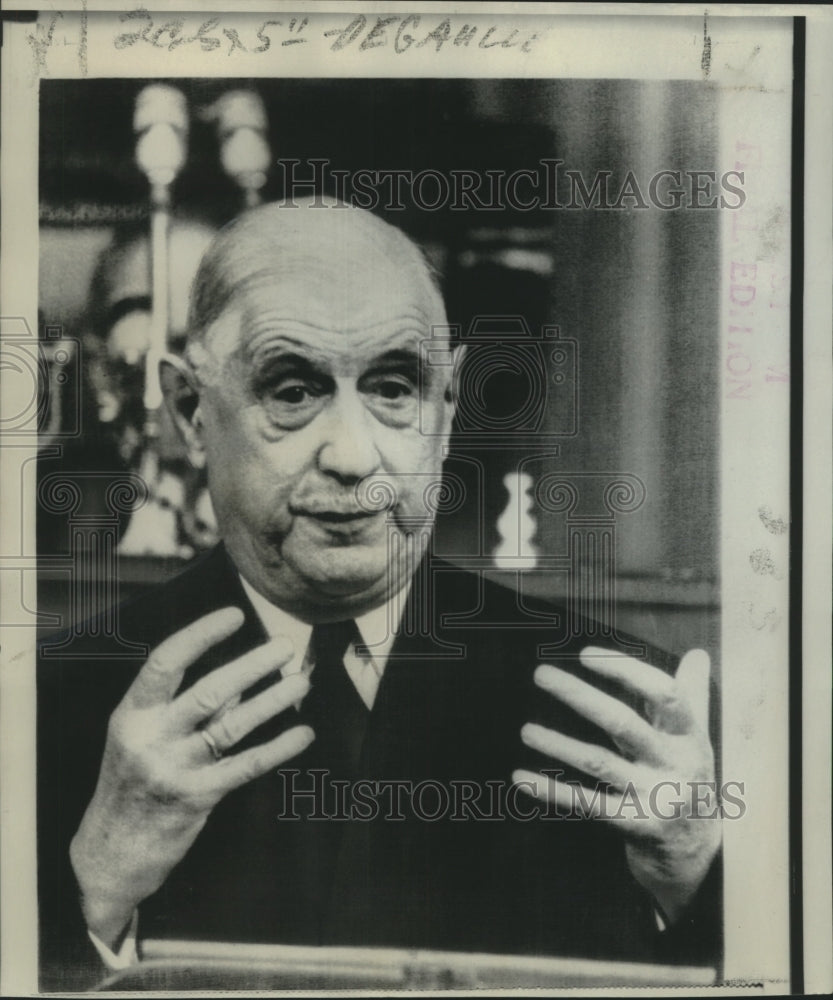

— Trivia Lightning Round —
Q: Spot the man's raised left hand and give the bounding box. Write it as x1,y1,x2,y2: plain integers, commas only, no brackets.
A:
513,647,722,924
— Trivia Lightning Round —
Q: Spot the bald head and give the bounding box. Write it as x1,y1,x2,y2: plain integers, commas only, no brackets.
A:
187,197,445,355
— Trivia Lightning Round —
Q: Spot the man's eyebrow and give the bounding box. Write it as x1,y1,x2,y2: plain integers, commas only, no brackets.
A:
253,351,324,370
365,348,424,370
249,351,331,392
246,336,331,370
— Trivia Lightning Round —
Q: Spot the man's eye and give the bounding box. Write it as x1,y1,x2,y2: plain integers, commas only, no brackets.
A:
269,381,322,404
274,385,310,403
366,376,415,403
257,377,329,429
377,379,412,400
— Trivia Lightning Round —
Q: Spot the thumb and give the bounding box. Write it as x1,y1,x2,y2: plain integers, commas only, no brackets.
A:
674,648,712,732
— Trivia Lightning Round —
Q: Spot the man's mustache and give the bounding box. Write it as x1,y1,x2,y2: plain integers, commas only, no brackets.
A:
290,479,399,517
290,474,459,518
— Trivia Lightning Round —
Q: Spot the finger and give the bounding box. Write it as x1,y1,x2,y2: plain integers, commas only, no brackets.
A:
534,664,664,762
579,646,675,702
674,649,711,732
579,646,692,734
199,724,315,796
211,692,242,719
172,636,295,729
520,722,637,789
511,769,658,839
128,607,245,709
192,673,310,760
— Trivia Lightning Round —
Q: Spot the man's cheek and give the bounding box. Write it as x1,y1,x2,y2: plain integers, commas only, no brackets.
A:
422,390,455,438
209,453,278,525
381,422,445,466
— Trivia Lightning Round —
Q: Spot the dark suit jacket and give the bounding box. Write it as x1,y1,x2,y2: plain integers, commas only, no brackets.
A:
37,545,721,990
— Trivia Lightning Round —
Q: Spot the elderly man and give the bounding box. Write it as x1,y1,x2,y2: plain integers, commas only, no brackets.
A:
37,200,721,989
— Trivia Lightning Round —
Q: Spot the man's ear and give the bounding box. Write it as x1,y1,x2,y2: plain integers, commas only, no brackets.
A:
159,354,207,469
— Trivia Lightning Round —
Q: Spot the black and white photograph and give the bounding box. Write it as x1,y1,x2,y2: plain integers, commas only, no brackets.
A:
0,4,830,995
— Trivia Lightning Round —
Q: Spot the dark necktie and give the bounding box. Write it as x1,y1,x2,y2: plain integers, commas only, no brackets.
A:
285,620,371,936
303,620,370,779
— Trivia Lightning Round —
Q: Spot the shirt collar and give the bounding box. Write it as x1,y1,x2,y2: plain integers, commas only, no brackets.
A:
237,574,409,673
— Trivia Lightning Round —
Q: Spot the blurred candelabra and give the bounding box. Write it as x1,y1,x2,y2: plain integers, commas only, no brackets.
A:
40,85,275,563
210,90,271,208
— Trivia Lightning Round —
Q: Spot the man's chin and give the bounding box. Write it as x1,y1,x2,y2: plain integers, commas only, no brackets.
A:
288,544,395,600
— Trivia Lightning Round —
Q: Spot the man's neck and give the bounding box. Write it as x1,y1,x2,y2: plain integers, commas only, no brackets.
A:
237,571,412,655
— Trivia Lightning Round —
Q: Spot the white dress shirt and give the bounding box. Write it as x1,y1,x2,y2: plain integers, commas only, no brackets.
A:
90,577,410,969
240,575,408,709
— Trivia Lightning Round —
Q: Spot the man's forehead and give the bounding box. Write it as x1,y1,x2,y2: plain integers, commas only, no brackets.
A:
241,258,431,312
205,312,447,372
203,264,442,358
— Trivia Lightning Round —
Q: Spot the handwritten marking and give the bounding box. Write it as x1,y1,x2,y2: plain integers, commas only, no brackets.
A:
749,547,780,578
26,12,63,76
79,0,88,76
25,9,541,71
284,17,309,46
744,602,780,632
758,506,788,535
104,11,540,58
701,13,712,78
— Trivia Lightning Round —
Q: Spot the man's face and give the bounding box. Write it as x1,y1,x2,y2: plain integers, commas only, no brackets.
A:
188,250,455,620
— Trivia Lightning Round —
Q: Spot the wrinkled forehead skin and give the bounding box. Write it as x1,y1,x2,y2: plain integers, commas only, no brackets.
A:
186,197,447,364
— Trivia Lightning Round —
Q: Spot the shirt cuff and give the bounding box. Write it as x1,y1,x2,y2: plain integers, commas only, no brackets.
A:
654,907,667,933
87,911,139,970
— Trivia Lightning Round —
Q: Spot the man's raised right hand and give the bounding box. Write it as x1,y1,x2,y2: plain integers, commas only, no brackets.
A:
69,607,314,949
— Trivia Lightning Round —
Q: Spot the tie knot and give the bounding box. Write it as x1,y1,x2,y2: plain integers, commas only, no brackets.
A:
310,619,358,671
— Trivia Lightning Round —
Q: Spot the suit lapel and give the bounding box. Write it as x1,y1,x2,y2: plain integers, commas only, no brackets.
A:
174,544,267,687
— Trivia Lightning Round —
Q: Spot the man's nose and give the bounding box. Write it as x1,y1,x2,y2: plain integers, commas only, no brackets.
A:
316,385,382,483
